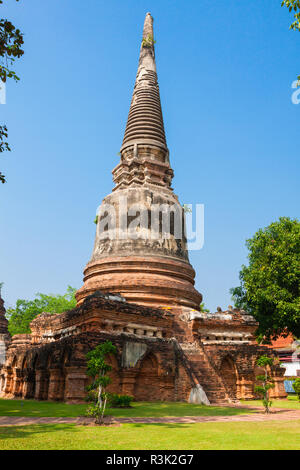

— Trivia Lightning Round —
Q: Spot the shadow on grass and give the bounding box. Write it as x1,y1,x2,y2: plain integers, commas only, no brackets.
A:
0,422,194,444
125,422,197,429
0,423,81,441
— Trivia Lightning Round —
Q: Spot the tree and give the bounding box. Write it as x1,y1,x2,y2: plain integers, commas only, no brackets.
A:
86,341,117,425
281,1,300,84
0,0,24,183
230,217,300,342
0,126,10,183
254,356,275,413
6,286,77,335
292,377,300,400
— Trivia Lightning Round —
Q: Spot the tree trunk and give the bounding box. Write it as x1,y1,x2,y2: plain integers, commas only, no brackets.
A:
101,395,107,424
264,368,269,414
97,383,102,409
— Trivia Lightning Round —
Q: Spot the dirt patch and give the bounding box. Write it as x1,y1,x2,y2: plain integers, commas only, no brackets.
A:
0,409,299,427
78,416,121,427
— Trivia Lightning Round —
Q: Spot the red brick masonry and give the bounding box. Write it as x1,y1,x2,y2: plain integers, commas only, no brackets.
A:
0,293,286,404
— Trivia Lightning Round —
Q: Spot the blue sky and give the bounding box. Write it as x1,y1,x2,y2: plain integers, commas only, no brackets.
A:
0,0,299,311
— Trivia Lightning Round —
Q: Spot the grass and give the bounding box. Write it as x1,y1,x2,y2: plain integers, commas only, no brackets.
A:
0,396,298,418
0,420,299,450
0,396,298,450
104,402,257,418
0,399,260,418
0,398,87,417
242,394,300,410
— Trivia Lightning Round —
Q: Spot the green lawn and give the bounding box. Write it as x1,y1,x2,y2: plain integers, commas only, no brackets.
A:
105,402,257,418
0,396,298,418
0,398,87,417
0,399,258,418
0,397,299,450
242,395,300,410
0,420,299,450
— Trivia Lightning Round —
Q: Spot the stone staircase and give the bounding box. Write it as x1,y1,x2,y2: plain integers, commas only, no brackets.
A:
172,339,238,405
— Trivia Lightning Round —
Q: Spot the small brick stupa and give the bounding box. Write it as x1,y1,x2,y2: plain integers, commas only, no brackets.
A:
0,288,10,393
0,288,8,335
0,14,287,404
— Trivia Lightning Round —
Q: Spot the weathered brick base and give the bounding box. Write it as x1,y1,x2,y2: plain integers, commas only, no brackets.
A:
0,293,287,404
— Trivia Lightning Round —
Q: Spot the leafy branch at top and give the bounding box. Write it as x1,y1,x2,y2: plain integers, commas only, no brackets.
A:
0,0,24,184
282,0,300,30
0,2,24,83
281,0,300,83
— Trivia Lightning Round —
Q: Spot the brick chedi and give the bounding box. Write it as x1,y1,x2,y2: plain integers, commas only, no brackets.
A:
0,14,287,404
76,13,202,310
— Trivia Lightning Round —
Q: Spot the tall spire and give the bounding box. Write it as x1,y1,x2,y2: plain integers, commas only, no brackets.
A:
113,13,173,190
121,13,167,152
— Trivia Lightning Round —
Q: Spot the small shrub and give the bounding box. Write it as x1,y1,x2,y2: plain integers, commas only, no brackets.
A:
86,403,112,421
254,355,275,413
84,389,98,403
85,341,117,424
107,393,133,408
292,377,300,400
